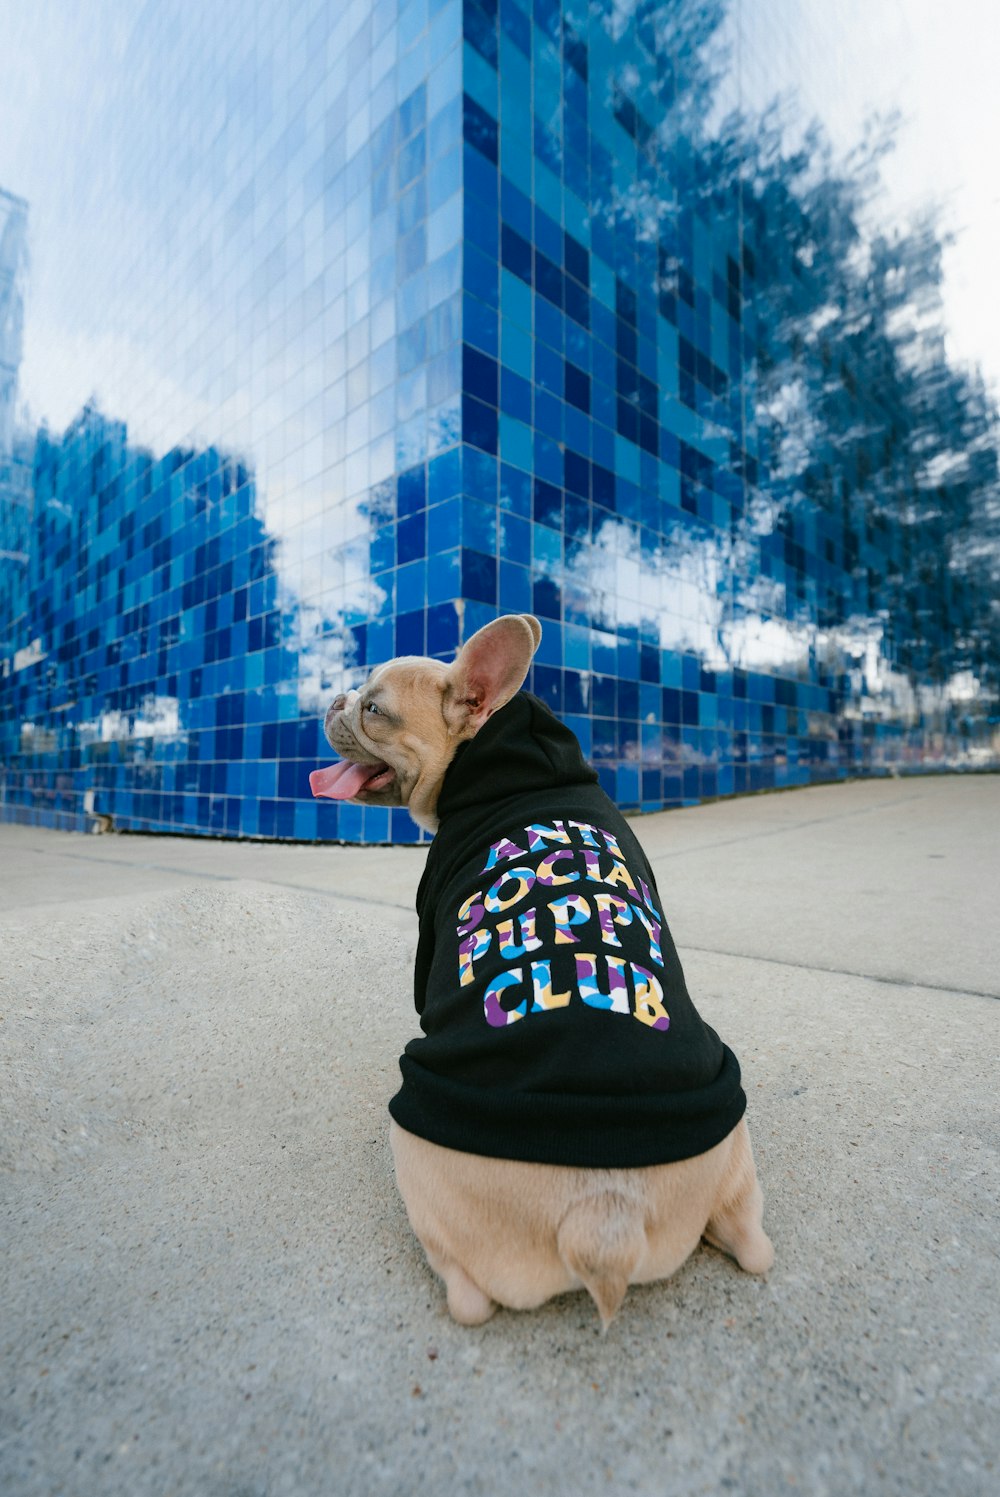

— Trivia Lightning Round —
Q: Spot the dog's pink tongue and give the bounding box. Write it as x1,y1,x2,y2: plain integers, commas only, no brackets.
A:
310,761,377,800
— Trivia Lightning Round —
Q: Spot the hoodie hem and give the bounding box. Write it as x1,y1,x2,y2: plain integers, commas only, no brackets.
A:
387,1048,747,1169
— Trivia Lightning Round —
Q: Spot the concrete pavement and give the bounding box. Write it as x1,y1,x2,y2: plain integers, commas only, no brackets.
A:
1,775,998,1495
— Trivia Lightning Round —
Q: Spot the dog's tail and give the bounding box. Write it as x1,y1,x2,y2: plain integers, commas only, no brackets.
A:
557,1192,646,1330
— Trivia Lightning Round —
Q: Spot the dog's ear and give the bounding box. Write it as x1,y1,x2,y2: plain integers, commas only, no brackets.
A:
443,614,541,735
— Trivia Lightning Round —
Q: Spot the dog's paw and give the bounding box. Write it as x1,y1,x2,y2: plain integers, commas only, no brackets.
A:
735,1231,774,1277
444,1265,497,1325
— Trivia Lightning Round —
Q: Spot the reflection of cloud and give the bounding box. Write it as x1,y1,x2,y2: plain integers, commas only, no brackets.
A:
250,469,396,715
762,377,823,481
23,320,214,447
78,695,181,747
561,510,988,728
287,551,388,716
294,628,357,718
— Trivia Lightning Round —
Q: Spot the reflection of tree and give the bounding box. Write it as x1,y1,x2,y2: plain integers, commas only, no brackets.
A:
593,0,1000,740
729,105,1000,705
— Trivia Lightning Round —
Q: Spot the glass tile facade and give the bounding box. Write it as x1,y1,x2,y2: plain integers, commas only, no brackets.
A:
1,0,998,840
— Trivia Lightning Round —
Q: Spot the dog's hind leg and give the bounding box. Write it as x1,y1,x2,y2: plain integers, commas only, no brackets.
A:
424,1245,497,1325
702,1119,774,1275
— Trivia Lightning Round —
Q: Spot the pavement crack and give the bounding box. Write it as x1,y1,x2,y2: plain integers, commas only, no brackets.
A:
681,942,1000,1002
651,791,928,858
244,878,415,914
20,844,416,916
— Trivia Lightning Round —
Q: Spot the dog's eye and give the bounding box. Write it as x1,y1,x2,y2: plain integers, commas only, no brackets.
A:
364,701,381,716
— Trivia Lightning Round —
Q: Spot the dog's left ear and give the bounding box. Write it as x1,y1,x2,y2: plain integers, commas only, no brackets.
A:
443,614,541,736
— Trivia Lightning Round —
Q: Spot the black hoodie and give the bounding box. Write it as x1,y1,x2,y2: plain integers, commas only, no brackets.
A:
387,692,746,1168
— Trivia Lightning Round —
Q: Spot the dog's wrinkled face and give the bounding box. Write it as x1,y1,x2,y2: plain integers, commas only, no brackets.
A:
317,656,454,827
311,614,541,832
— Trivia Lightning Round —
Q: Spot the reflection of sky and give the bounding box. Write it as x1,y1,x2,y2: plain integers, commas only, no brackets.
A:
2,1,458,457
1,0,997,427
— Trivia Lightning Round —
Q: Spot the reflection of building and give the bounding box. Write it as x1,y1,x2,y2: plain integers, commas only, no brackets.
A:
0,3,998,842
1,405,362,838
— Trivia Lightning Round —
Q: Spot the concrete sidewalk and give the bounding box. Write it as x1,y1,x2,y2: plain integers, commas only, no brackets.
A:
1,776,998,1496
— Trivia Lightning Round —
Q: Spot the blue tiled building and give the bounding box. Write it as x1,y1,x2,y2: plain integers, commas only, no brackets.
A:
1,0,997,840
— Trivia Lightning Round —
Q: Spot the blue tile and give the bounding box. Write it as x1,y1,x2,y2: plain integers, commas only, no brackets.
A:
427,600,461,655
461,547,497,603
499,559,532,611
395,609,426,655
461,495,497,551
427,546,461,602
397,465,427,516
428,446,463,502
397,511,427,562
397,559,427,611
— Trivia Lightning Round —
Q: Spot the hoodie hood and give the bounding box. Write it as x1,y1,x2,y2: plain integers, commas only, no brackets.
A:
392,690,747,1169
435,691,598,824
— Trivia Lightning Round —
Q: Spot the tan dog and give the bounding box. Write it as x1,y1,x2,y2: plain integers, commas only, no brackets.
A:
312,614,773,1326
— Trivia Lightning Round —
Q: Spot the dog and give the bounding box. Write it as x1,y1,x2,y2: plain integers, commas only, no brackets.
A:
311,613,773,1326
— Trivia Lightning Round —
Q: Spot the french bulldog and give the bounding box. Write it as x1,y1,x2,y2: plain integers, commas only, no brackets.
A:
311,613,773,1326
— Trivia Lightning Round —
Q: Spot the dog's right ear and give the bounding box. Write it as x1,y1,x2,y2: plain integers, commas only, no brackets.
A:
443,614,541,737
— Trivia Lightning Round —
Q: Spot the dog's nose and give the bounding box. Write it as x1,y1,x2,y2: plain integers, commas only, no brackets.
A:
324,695,346,745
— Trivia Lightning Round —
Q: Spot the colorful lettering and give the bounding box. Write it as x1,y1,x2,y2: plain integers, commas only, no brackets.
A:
632,905,663,965
456,891,485,937
497,907,543,960
631,964,670,1030
603,857,640,899
481,836,530,873
528,959,572,1012
483,968,526,1027
483,865,536,914
536,848,579,886
593,892,633,949
460,822,673,1038
638,876,663,923
575,952,630,1014
598,827,626,863
549,893,592,944
524,821,573,852
458,926,492,987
